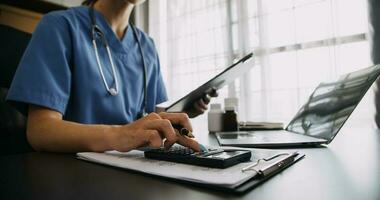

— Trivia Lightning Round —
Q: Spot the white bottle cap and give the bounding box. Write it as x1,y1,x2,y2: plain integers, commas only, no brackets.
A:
224,97,238,109
225,106,236,111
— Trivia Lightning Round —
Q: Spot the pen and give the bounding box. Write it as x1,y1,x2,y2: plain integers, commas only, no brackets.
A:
241,152,298,175
172,124,195,138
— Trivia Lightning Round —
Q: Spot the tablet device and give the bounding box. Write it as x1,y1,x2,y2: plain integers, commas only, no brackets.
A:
165,53,255,112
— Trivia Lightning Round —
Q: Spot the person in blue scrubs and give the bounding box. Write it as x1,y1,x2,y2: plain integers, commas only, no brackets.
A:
6,0,215,152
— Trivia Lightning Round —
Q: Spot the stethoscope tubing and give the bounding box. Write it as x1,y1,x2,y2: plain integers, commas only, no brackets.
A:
89,5,148,116
92,29,119,96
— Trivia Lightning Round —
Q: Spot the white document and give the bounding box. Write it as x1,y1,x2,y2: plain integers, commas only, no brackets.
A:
77,149,295,188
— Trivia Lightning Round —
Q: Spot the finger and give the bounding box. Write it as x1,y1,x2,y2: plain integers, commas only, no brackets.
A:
143,112,162,121
202,93,211,104
143,119,177,147
197,98,208,110
209,87,219,97
163,129,180,149
158,112,193,132
133,113,162,128
193,101,205,115
142,130,162,149
176,134,201,152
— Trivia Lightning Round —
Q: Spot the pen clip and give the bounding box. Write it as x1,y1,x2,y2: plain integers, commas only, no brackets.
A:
241,152,298,177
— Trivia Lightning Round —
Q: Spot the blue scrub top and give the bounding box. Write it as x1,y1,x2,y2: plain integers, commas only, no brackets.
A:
6,6,168,124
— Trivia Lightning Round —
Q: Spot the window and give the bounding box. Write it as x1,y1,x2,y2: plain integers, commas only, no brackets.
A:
150,0,372,124
150,0,232,104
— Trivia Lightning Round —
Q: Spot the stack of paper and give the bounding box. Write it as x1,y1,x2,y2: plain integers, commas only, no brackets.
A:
77,149,296,188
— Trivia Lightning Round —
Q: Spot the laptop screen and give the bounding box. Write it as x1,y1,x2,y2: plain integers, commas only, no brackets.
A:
286,65,380,142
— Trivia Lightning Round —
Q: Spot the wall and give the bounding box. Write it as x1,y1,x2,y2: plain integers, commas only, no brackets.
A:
44,0,82,7
0,4,42,33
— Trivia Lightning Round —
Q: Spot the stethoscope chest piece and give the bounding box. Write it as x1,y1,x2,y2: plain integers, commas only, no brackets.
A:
109,88,118,96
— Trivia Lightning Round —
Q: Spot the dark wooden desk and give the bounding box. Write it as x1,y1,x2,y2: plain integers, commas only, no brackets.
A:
1,123,379,200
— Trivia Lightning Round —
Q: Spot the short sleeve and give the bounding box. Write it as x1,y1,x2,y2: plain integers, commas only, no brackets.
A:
6,12,72,115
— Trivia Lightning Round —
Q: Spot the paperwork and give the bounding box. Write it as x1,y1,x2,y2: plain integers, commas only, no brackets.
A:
77,148,298,188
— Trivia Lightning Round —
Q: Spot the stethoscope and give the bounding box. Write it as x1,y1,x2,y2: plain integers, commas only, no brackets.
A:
89,5,148,117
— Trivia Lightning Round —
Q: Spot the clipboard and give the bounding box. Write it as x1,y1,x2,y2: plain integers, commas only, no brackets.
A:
165,151,304,194
77,149,304,194
214,151,305,194
163,53,254,112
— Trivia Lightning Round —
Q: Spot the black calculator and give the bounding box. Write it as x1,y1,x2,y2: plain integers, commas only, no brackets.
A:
144,145,251,168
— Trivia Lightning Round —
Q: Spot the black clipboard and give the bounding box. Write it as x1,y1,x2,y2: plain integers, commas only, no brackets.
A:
128,151,304,194
227,152,304,194
173,151,305,194
77,149,304,194
165,53,254,112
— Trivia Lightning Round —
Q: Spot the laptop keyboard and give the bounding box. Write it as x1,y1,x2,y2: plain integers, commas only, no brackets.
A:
217,131,326,144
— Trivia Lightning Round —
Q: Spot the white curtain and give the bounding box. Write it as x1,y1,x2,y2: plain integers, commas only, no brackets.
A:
150,0,372,124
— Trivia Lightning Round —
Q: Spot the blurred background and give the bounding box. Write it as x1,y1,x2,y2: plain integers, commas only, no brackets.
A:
0,0,373,126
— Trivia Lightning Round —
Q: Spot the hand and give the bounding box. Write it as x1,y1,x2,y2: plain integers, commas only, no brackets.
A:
185,88,218,118
108,112,200,152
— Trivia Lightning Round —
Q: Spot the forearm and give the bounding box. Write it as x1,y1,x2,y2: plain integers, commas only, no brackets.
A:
27,107,120,152
26,106,201,153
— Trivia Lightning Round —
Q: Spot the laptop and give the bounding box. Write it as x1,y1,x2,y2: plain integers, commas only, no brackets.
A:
216,64,380,148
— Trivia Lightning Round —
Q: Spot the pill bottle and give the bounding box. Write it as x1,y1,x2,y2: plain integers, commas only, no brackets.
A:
222,106,238,131
224,97,239,113
208,103,224,132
